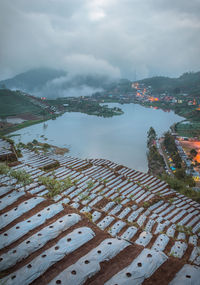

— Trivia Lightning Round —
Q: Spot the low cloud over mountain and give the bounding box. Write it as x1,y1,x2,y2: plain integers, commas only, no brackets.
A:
0,68,116,98
0,0,200,81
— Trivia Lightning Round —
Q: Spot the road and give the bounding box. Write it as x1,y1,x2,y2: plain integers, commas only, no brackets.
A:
158,138,174,176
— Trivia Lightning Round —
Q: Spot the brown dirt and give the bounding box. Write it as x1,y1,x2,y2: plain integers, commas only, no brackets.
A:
85,244,143,285
8,161,21,167
164,238,175,256
147,233,159,249
142,258,185,285
18,113,41,120
0,153,17,162
183,244,194,262
95,197,110,209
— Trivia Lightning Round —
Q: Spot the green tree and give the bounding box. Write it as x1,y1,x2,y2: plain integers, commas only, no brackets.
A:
147,127,157,148
190,149,197,158
148,127,156,139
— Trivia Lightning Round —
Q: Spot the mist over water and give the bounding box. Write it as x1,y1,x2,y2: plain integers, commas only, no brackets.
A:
12,103,183,172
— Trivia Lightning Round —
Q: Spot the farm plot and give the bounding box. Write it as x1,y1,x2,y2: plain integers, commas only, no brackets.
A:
0,141,200,284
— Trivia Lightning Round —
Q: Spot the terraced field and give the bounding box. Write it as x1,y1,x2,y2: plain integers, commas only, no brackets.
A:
0,142,200,284
0,139,17,162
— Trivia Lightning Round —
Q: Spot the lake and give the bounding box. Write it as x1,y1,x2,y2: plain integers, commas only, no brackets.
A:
12,103,183,172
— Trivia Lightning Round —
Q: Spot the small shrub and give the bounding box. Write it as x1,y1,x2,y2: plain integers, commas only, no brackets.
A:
84,212,92,222
143,201,150,208
113,197,122,204
176,224,193,235
87,180,95,189
0,163,10,175
10,169,33,190
38,176,73,198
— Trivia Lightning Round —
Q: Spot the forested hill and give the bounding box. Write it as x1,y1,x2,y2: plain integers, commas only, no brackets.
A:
0,68,66,91
138,71,200,97
0,68,116,98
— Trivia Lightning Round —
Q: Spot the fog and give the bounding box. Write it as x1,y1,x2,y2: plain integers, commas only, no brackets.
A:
0,0,200,80
34,74,104,98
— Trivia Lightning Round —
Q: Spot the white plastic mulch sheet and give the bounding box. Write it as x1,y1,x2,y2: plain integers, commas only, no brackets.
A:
3,227,95,285
109,221,126,237
97,216,115,230
105,249,168,285
0,190,25,211
48,238,130,285
0,213,81,271
189,247,200,266
92,211,102,223
0,185,13,196
169,264,200,285
170,241,188,258
0,197,45,229
120,226,138,240
135,231,152,247
151,234,169,252
0,203,63,249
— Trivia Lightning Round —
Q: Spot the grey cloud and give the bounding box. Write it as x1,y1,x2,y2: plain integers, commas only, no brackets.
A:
0,0,199,80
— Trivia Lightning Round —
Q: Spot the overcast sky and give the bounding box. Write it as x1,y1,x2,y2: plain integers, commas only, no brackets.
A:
0,0,200,80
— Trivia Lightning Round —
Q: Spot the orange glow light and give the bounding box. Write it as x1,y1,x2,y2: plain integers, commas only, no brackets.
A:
195,153,200,163
148,97,159,102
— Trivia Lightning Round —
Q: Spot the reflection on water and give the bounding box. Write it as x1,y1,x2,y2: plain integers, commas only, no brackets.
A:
12,103,183,172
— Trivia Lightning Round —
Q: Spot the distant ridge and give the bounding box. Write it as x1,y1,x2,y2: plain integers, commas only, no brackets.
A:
137,71,200,97
1,68,199,98
0,68,66,92
0,67,116,98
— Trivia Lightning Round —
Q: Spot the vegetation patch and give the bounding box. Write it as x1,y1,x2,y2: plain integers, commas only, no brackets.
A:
161,173,200,202
147,127,165,176
38,176,74,198
176,225,193,236
0,163,33,190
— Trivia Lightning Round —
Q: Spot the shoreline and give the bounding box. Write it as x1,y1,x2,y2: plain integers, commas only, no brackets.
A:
0,114,61,137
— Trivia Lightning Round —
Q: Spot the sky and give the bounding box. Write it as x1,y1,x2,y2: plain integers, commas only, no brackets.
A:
0,0,200,80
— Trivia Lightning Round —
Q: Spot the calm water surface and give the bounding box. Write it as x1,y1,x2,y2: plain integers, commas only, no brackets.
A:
12,103,183,172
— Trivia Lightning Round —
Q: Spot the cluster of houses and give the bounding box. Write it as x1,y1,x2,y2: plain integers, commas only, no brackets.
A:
131,82,200,109
175,138,200,182
19,91,61,115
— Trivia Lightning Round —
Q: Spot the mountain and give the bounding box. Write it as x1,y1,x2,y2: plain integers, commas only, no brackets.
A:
0,68,116,98
0,68,66,92
137,71,200,97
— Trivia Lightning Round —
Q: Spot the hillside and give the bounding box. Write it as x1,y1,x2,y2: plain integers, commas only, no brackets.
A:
0,68,66,92
0,68,116,98
0,138,200,284
0,89,44,118
138,71,200,97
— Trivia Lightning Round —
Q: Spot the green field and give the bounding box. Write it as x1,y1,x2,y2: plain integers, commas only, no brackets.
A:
0,89,42,117
176,121,200,137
